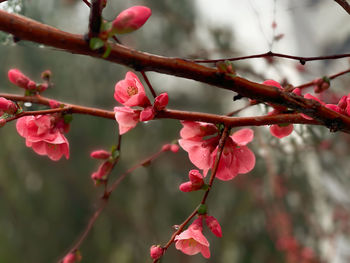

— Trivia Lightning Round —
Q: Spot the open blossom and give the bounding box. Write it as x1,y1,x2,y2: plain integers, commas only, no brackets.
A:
178,121,219,176
175,218,210,258
8,69,36,90
114,72,151,107
114,106,140,135
212,128,255,181
179,121,255,180
16,115,69,161
112,6,151,34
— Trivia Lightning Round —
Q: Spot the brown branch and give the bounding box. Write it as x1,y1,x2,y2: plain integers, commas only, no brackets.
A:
1,11,350,132
82,0,91,8
0,93,320,128
334,0,350,15
140,71,157,98
88,0,103,38
293,68,350,90
6,107,72,123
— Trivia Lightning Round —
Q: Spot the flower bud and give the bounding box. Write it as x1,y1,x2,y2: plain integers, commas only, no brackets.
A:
150,245,164,260
112,6,151,34
8,69,35,89
0,97,17,114
205,215,222,238
153,93,169,111
140,106,155,121
90,150,111,159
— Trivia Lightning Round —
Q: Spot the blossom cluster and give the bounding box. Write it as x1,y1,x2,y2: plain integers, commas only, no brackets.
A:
114,71,168,134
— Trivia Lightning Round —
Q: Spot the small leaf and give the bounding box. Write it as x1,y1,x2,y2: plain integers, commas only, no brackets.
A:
102,44,111,58
111,149,120,160
89,37,105,50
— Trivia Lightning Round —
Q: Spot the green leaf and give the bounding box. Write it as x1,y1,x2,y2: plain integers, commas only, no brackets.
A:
89,37,105,50
102,44,111,58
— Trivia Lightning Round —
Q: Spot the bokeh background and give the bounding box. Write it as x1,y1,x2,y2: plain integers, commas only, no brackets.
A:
1,0,350,262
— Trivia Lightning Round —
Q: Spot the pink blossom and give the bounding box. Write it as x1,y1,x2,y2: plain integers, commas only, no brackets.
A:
174,218,210,258
8,69,36,90
153,93,169,111
263,79,282,90
205,215,222,238
114,106,140,135
90,150,111,159
16,115,69,161
0,97,17,114
150,245,164,260
178,121,219,176
212,128,255,181
161,143,180,153
270,124,294,139
114,72,151,107
112,6,152,34
0,119,6,127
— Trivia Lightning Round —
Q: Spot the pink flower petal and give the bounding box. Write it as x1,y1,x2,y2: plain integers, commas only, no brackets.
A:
231,128,254,146
114,106,140,135
270,124,294,139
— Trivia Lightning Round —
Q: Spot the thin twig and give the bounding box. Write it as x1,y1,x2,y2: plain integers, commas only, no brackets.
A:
59,145,173,262
141,71,157,98
192,51,350,64
82,0,91,8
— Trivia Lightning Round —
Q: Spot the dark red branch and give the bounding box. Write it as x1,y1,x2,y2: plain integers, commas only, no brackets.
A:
334,0,350,15
88,0,103,38
82,0,91,8
0,11,350,132
0,93,320,128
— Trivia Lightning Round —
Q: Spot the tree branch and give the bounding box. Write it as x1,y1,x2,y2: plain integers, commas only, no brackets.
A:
1,11,350,132
334,0,350,15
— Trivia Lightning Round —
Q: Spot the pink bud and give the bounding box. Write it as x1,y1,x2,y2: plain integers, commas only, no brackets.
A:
292,88,302,96
49,99,61,109
90,150,111,159
150,245,164,260
188,170,204,187
0,119,6,127
0,97,17,114
179,181,194,192
112,6,152,34
8,69,35,89
62,251,81,263
205,215,222,238
91,161,113,182
153,93,169,111
161,144,171,151
170,144,179,153
140,106,155,121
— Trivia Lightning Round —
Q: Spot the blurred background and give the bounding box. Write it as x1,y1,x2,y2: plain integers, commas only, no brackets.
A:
1,0,350,262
